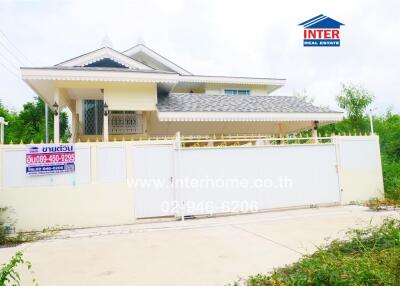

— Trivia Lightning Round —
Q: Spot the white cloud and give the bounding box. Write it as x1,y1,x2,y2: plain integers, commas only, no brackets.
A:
0,0,398,114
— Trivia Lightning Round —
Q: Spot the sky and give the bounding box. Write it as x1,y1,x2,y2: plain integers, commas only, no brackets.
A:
0,0,399,114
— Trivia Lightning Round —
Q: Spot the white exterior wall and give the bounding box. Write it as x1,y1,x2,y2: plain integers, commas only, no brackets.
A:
0,136,384,231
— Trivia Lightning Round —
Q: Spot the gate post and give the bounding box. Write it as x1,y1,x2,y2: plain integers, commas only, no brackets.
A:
332,135,343,204
174,132,185,221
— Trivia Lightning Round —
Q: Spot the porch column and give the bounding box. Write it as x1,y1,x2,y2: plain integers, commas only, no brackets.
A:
71,113,78,143
278,123,285,144
53,88,60,143
103,102,109,142
312,121,319,143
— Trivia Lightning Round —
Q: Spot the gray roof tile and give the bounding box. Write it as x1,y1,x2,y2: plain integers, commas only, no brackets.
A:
157,93,339,113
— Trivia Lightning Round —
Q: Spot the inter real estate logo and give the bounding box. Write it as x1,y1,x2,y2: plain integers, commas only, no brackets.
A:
299,14,344,47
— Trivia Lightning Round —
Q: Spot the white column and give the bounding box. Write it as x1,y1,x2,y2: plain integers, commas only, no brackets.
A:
312,121,319,144
71,113,77,143
0,117,8,144
0,122,4,144
278,123,285,144
53,89,60,143
103,111,109,142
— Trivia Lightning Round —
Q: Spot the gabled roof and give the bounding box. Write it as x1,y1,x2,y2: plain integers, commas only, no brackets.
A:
157,93,339,113
298,14,344,29
55,47,154,70
123,44,192,75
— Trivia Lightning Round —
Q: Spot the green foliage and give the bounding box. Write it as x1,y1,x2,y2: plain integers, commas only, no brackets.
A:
335,83,374,128
374,112,400,161
0,252,38,286
0,97,70,144
319,84,400,200
230,219,400,286
381,158,400,200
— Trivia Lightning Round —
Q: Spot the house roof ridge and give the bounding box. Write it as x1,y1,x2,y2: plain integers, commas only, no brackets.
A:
54,46,155,70
123,43,192,75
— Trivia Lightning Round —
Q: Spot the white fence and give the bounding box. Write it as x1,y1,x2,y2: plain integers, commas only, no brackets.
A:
0,135,384,231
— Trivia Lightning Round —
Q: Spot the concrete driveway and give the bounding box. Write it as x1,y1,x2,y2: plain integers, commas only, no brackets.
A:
1,206,399,286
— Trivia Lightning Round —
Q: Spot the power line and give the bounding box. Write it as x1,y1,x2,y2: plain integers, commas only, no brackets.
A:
0,60,20,79
0,38,26,66
0,29,32,65
0,49,20,71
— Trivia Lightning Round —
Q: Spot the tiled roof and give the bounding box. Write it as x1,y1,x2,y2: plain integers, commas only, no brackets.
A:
157,93,339,113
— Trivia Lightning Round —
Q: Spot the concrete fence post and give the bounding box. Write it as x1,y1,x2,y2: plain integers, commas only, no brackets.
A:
174,131,184,221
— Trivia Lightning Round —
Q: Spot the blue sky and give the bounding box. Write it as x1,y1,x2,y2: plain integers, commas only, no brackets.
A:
0,0,399,114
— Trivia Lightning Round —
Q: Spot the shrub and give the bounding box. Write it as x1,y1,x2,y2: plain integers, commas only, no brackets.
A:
382,157,400,200
0,252,38,286
229,218,400,286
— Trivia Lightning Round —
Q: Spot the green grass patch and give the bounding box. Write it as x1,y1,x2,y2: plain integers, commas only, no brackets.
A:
229,218,400,286
1,207,58,247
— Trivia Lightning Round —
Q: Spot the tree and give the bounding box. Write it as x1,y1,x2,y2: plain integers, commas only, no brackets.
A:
336,83,374,126
1,97,70,144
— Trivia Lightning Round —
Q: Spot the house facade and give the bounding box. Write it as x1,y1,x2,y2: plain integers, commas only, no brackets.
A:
21,43,342,143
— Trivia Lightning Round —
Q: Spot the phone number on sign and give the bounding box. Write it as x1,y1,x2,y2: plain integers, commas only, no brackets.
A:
161,200,259,214
26,152,75,164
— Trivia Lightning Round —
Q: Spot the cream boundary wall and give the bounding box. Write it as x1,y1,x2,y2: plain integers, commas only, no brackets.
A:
335,136,384,203
0,136,384,231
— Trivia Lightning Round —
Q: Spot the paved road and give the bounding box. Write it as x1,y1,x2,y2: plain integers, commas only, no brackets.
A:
1,206,398,286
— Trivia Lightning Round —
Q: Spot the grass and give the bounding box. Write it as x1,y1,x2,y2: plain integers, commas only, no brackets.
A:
1,207,58,247
365,197,400,211
0,228,58,247
229,218,400,286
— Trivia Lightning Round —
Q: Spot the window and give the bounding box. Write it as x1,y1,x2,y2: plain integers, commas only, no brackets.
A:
224,89,250,95
84,100,104,135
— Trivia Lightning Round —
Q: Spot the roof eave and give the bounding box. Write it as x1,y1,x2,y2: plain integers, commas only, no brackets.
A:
156,111,344,122
20,67,286,86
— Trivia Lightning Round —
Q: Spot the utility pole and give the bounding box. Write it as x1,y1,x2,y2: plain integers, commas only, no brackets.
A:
45,103,49,143
369,108,375,134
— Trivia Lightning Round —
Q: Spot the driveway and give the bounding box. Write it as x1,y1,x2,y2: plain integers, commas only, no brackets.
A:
1,206,398,286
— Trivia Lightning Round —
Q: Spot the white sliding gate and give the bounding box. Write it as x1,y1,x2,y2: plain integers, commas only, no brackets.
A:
131,142,341,218
177,144,340,216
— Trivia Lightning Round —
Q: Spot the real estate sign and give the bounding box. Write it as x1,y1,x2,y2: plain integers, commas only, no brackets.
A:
26,144,75,175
